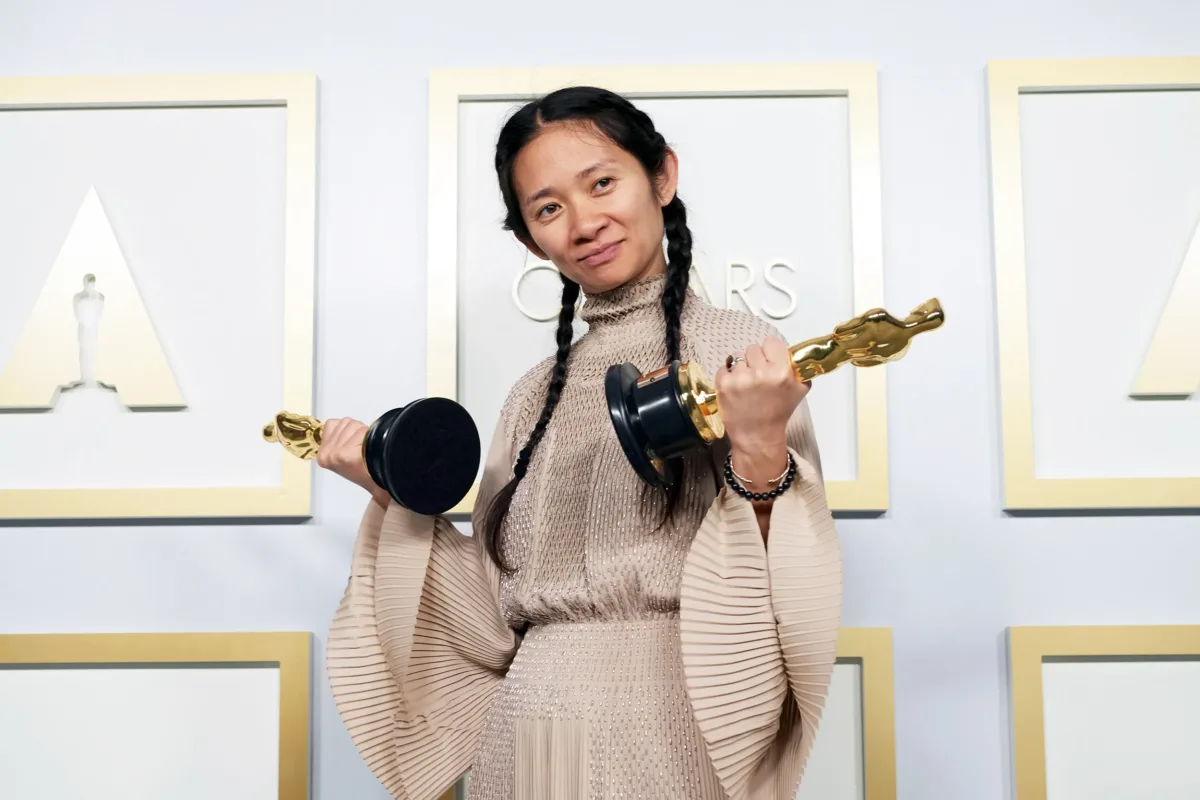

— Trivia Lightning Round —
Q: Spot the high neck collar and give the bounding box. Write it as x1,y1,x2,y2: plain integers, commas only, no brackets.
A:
579,274,667,328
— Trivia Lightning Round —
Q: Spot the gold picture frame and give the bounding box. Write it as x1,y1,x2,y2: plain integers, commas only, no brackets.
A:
425,62,889,514
987,57,1200,510
0,631,312,800
837,626,897,800
1008,624,1200,800
0,73,317,520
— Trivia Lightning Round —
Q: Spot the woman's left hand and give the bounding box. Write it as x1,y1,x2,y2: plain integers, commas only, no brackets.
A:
716,335,811,486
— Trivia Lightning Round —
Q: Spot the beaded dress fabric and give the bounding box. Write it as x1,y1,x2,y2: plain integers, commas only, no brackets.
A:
326,275,843,800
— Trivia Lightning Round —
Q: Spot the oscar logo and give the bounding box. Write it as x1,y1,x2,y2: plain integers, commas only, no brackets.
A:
606,298,947,487
0,186,185,411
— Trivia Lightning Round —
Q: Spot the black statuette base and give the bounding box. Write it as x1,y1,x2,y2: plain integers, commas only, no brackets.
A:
604,361,708,488
364,397,481,515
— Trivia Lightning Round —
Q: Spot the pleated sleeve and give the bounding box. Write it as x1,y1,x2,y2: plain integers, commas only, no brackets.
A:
326,414,521,800
678,399,844,800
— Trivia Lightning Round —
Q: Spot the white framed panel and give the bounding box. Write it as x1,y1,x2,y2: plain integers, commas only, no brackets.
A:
0,632,311,800
0,74,317,519
427,63,893,514
1,666,281,799
1043,660,1200,799
1009,625,1200,800
987,58,1200,509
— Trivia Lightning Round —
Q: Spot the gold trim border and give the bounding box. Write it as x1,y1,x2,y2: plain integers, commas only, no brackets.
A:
838,626,897,800
0,73,318,520
426,62,890,514
0,631,312,800
987,57,1200,510
1008,624,1200,800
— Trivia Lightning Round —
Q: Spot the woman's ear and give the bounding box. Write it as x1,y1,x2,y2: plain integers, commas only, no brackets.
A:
656,147,680,207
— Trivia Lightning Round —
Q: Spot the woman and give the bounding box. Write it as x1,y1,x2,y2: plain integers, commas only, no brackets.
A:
318,87,843,800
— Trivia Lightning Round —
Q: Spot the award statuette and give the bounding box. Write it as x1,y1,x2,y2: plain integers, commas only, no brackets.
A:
262,397,481,515
605,298,946,488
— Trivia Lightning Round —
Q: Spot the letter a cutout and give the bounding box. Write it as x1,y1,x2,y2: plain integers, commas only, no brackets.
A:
1132,213,1200,399
0,186,186,410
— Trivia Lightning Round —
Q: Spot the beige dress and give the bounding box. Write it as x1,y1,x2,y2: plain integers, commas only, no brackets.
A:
326,275,844,800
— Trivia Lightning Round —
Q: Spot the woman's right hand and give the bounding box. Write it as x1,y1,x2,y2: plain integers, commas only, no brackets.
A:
317,417,390,508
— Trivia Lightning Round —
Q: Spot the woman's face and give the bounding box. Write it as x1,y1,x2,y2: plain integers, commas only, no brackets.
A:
510,122,678,295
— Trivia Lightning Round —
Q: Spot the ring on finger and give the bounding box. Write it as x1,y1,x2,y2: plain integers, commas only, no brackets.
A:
725,354,746,371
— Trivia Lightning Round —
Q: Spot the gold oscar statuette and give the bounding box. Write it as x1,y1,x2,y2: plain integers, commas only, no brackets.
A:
605,298,946,487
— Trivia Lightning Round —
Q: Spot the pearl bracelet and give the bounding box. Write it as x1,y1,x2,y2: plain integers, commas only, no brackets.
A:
724,452,797,502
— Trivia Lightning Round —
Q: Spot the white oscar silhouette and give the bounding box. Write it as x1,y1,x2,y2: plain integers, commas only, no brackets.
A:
72,273,105,388
0,186,185,410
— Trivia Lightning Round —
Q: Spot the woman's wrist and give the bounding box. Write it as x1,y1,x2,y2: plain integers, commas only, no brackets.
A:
729,434,789,486
367,483,391,510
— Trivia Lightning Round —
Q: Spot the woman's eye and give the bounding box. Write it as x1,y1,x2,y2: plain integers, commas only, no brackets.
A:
595,177,613,190
537,203,559,218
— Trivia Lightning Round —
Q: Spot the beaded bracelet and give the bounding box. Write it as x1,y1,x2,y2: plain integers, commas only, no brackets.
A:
724,452,797,502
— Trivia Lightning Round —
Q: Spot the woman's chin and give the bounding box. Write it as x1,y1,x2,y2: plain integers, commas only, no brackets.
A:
577,263,659,295
576,268,626,295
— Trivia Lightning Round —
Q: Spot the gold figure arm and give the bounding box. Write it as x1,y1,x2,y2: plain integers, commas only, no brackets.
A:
262,411,325,460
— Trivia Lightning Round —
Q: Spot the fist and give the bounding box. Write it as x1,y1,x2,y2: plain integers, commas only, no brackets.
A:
316,417,375,496
715,336,810,453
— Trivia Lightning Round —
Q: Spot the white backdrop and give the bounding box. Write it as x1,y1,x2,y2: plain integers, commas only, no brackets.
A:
2,2,1200,799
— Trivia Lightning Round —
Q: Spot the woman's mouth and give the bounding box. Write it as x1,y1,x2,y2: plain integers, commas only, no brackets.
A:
580,241,621,268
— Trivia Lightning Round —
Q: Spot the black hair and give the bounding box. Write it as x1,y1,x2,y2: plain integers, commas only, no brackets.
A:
482,86,695,572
